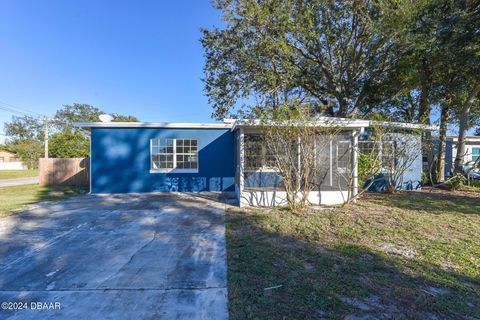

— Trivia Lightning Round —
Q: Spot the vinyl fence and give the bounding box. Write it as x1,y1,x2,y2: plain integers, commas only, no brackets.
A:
39,158,89,187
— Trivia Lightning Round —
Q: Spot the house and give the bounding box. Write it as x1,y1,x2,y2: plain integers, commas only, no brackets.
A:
75,118,430,207
444,136,480,176
0,150,26,170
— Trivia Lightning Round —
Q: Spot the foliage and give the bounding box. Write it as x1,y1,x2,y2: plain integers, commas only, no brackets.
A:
3,103,138,161
52,103,138,132
358,151,380,188
7,139,43,169
202,0,397,119
446,173,467,191
4,115,44,143
258,103,341,210
49,129,90,158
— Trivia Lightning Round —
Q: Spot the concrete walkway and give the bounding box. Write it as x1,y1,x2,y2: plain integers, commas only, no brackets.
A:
0,193,229,319
0,177,39,187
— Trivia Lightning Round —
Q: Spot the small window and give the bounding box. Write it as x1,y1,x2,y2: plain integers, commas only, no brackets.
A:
472,148,480,163
9,156,20,162
0,157,4,162
150,138,198,173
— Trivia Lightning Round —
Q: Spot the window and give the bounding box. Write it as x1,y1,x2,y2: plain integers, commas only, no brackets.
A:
0,157,4,162
244,135,276,171
9,156,20,162
473,148,480,163
150,138,198,173
358,140,396,171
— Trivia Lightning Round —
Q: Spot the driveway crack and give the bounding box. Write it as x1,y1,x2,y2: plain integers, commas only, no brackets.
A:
96,229,158,288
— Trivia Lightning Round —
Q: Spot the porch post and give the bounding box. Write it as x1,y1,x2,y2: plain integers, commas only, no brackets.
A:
351,130,360,202
238,128,245,207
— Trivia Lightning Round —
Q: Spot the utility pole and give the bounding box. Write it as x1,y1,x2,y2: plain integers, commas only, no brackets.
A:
44,116,49,159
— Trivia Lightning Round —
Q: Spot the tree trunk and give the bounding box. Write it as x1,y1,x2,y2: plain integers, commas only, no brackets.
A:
418,60,433,176
338,96,349,118
418,60,432,124
436,102,450,182
454,82,480,173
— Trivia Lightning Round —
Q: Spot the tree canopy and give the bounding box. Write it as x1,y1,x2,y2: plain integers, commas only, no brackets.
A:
202,0,480,177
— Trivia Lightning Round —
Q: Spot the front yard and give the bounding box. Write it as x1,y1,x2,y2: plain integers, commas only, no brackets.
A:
0,169,38,179
226,190,480,319
0,184,87,217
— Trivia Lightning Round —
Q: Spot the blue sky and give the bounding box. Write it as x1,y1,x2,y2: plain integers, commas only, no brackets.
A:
0,0,223,143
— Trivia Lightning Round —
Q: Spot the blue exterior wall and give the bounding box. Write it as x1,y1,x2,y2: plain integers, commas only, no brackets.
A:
90,127,235,193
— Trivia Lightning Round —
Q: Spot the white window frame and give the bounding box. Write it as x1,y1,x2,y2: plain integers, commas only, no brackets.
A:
149,138,199,174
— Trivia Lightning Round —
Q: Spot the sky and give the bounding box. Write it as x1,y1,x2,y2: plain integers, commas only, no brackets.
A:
0,0,223,143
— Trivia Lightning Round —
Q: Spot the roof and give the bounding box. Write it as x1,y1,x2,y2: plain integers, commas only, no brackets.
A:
447,136,480,142
232,118,437,131
231,117,370,130
74,122,233,129
0,150,16,155
74,117,438,131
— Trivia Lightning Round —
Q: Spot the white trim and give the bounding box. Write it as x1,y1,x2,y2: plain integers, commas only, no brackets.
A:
232,117,370,131
150,138,199,173
447,136,480,142
76,119,438,131
150,169,199,174
244,168,278,173
370,121,438,131
240,190,350,206
75,122,232,129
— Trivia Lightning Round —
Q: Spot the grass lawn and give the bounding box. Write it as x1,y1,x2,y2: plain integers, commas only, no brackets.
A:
0,184,87,217
227,190,480,319
0,169,39,179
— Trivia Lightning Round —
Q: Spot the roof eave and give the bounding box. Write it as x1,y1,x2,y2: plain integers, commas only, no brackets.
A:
73,122,233,129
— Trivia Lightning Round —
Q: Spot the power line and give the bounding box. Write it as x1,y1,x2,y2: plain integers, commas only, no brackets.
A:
0,105,34,117
0,100,43,116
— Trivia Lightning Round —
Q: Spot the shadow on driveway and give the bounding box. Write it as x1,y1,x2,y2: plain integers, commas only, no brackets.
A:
0,193,229,319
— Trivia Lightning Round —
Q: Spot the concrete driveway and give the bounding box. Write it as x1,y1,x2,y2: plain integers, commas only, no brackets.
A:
0,193,229,319
0,177,39,187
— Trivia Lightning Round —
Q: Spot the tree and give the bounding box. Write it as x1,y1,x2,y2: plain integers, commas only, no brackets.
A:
4,115,44,142
53,103,138,132
202,0,397,119
50,103,138,158
49,129,90,158
3,103,139,163
7,139,43,169
437,0,480,172
258,103,343,210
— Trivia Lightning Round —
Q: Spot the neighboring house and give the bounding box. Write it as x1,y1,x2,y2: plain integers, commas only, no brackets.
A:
75,118,429,207
444,136,480,176
0,150,26,170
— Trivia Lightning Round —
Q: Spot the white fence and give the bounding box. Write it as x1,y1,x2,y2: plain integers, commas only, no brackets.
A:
0,162,27,170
